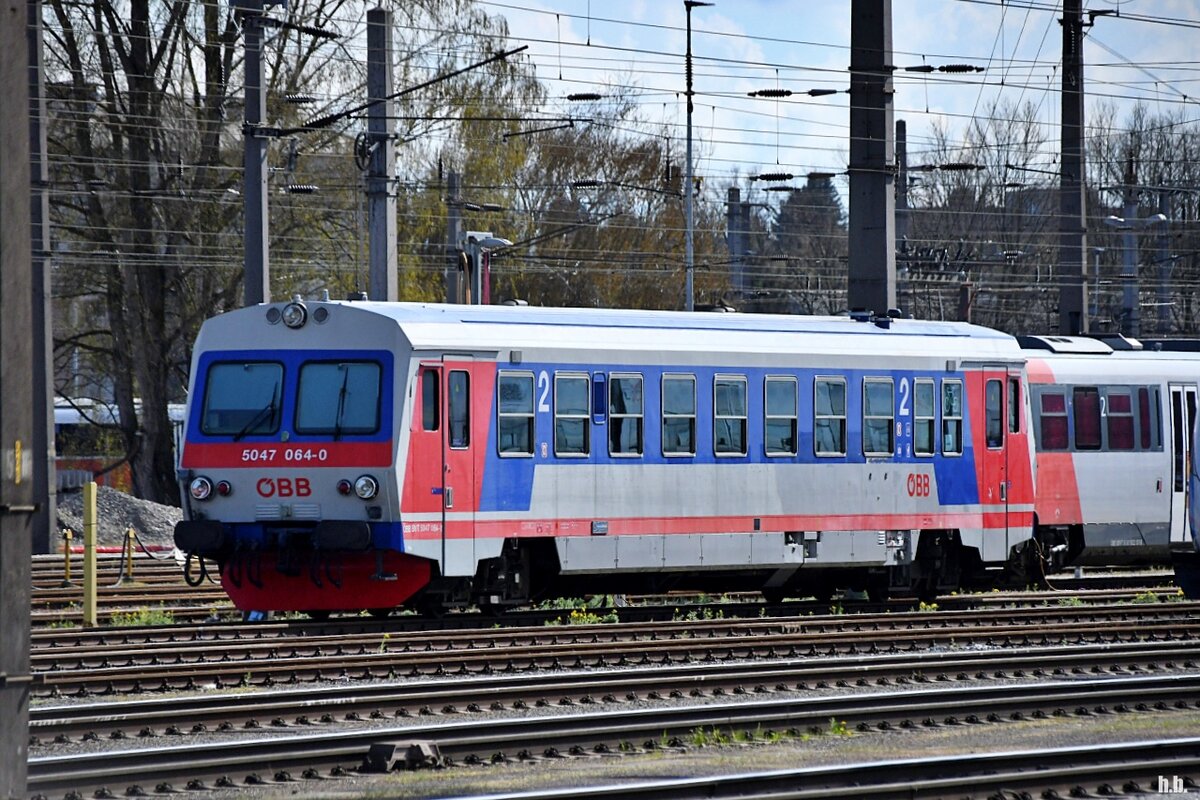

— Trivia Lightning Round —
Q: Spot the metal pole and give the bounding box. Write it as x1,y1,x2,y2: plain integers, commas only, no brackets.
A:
1120,189,1140,338
847,0,897,316
726,186,743,296
243,0,270,306
1058,0,1089,334
683,1,711,312
1,0,35,783
446,171,462,303
367,8,397,301
1158,192,1172,335
28,0,54,555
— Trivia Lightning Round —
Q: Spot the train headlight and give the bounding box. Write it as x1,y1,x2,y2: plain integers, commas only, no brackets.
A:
216,480,233,497
353,475,379,500
189,476,214,501
336,479,353,496
281,300,308,329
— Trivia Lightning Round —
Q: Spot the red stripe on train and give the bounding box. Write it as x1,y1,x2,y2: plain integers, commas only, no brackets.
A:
180,441,394,469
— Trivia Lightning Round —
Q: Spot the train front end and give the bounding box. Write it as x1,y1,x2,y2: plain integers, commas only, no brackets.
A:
173,299,430,613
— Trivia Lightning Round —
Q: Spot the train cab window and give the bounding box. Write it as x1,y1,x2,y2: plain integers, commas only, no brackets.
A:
765,376,798,456
1073,387,1101,450
609,374,643,456
913,378,935,456
662,374,696,456
714,376,748,456
941,380,963,455
985,379,1003,449
1008,378,1020,434
497,372,534,456
201,361,283,437
1038,392,1068,450
863,378,895,456
295,361,382,436
814,377,846,456
448,370,471,448
554,373,590,457
422,370,439,432
1107,391,1135,450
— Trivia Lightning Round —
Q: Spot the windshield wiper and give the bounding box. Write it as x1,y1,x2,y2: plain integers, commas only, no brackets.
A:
332,365,351,441
233,383,280,441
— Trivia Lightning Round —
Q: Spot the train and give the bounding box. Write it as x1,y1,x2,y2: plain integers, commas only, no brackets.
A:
171,298,1200,615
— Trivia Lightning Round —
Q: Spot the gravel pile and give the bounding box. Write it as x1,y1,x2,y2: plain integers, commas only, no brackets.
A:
57,485,182,549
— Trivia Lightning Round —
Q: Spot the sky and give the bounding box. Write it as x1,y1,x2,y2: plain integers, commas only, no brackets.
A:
476,0,1200,197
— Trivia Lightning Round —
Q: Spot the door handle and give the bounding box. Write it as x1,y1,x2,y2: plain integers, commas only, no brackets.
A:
999,481,1007,502
445,486,454,509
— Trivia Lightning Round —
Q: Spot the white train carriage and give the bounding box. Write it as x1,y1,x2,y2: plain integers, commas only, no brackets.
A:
1020,335,1199,571
174,300,1037,614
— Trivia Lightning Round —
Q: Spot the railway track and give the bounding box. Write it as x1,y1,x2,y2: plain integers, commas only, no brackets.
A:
28,673,1200,798
462,738,1200,799
29,638,1200,744
28,603,1200,697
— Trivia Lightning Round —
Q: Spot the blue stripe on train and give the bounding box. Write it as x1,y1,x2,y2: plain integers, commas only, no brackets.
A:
478,362,980,513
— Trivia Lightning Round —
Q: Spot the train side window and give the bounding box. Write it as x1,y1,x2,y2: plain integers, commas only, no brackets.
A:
941,380,963,455
497,371,533,456
448,370,471,449
863,378,895,456
1039,392,1068,450
985,379,1003,449
421,370,439,432
1073,387,1101,450
554,373,590,457
1008,378,1020,434
1106,391,1134,450
609,374,643,456
913,378,935,456
814,377,846,456
1138,387,1154,450
765,376,798,456
662,374,696,456
714,376,748,456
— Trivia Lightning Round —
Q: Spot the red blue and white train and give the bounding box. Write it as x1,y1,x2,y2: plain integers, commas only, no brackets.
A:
172,299,1200,614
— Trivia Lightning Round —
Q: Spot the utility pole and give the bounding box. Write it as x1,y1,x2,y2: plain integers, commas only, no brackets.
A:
1058,0,1089,335
847,0,896,316
28,0,54,555
1157,191,1172,335
446,170,462,303
367,8,397,302
895,120,910,314
683,0,711,312
1120,155,1139,337
726,187,745,297
241,0,273,306
1,0,35,793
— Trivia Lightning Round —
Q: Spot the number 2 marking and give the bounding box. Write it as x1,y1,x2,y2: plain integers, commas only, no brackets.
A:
537,370,551,412
898,377,911,417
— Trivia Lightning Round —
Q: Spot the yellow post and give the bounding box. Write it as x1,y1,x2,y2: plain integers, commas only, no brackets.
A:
120,527,136,584
60,529,74,587
82,481,98,627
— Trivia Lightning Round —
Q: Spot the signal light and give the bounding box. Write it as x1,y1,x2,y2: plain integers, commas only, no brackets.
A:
216,480,232,497
337,479,353,496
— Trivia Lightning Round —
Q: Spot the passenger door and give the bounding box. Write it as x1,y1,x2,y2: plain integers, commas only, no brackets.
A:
1169,384,1196,546
441,358,476,563
978,367,1010,547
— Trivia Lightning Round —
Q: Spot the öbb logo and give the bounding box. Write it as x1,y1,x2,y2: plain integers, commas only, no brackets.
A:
256,477,312,497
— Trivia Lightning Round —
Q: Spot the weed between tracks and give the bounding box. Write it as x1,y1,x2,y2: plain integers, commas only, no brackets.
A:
110,605,175,626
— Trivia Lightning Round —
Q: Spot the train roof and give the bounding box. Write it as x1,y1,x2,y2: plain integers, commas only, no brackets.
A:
202,300,1024,363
